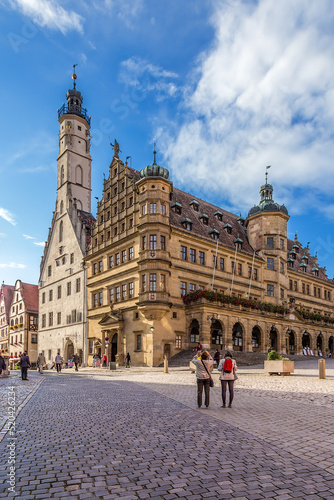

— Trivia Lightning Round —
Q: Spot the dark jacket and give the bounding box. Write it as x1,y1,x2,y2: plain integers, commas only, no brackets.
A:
0,355,6,372
73,355,80,363
20,355,31,368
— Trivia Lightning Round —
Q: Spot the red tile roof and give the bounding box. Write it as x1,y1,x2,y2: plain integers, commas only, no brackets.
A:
21,283,39,313
1,284,14,322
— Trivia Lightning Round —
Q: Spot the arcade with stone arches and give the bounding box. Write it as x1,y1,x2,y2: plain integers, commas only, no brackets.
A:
185,311,334,356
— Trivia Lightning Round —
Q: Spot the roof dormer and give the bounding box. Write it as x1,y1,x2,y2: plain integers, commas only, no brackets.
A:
181,218,193,231
199,213,209,225
209,228,220,240
223,221,232,234
189,200,199,212
171,201,182,215
214,210,223,222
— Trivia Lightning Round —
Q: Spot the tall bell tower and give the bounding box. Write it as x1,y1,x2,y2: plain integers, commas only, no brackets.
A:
57,66,91,216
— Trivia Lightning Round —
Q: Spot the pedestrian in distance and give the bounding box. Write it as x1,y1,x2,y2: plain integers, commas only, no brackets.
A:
213,349,220,368
55,352,63,373
102,354,107,367
20,351,31,381
125,352,131,368
37,352,46,374
0,352,6,376
72,353,80,371
218,350,237,408
192,350,214,409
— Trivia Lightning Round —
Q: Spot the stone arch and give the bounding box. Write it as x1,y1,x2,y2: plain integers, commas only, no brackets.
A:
76,199,82,210
316,333,323,353
211,319,223,348
64,340,74,363
76,165,83,185
270,326,278,351
232,322,244,351
288,330,296,354
251,325,261,352
302,331,311,349
189,319,200,344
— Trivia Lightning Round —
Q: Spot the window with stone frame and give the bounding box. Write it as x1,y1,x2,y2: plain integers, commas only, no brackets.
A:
116,287,120,302
129,247,134,260
109,255,113,268
141,274,146,292
93,263,97,275
150,274,157,292
180,281,186,297
190,248,196,263
267,258,274,270
109,289,114,303
150,235,157,250
129,282,134,298
150,203,157,214
176,335,182,349
267,237,274,249
237,263,242,275
267,284,274,297
93,294,98,308
58,286,61,299
136,334,142,351
160,235,166,251
122,284,127,300
67,282,71,296
122,250,126,263
76,278,81,293
160,274,166,292
42,292,45,304
199,251,205,265
49,312,53,327
42,314,46,328
57,312,61,325
142,235,146,250
160,204,166,215
142,204,147,215
181,245,187,260
115,253,120,266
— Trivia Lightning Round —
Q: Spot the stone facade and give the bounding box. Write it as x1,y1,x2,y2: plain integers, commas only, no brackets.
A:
8,280,38,368
38,75,94,367
85,153,334,366
0,283,14,355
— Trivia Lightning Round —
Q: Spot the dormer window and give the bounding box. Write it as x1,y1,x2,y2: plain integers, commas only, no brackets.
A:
199,213,209,225
234,236,243,250
236,215,245,226
189,200,199,212
301,254,308,265
209,229,220,240
312,266,319,276
171,201,182,215
181,218,192,231
289,250,296,260
214,210,223,222
299,262,307,272
287,258,294,268
223,221,232,234
292,243,299,253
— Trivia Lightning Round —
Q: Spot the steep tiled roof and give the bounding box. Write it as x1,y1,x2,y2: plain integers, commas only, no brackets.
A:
79,210,96,248
287,240,332,283
21,283,39,313
1,284,14,322
170,188,257,257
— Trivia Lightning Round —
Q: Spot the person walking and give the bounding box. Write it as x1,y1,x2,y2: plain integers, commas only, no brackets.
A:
20,351,31,380
125,352,131,368
72,353,80,371
37,352,46,374
192,350,214,409
0,353,6,376
213,349,220,368
55,353,63,373
218,350,237,408
102,354,107,367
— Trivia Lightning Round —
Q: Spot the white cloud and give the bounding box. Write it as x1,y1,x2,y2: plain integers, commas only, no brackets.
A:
34,241,46,247
159,0,334,217
119,56,179,101
5,0,84,34
0,262,26,269
23,234,35,240
102,0,143,27
0,207,16,225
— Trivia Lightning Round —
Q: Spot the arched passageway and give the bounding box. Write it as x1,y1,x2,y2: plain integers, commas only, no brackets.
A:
211,320,223,348
232,323,243,352
189,319,200,344
252,326,261,352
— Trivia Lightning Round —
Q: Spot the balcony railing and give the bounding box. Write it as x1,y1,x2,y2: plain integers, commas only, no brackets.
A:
58,103,91,125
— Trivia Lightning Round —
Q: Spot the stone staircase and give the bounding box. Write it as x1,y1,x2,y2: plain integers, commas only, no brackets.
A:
163,349,320,368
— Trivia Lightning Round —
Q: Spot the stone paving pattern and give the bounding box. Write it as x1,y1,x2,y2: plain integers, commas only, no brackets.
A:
0,360,334,499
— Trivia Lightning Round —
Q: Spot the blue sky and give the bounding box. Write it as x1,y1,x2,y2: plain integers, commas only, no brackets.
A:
0,0,334,286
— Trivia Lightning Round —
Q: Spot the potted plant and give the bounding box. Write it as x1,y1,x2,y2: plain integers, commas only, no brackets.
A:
264,350,294,376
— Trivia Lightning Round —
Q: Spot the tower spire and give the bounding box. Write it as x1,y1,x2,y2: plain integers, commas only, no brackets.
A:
153,142,157,165
265,165,271,184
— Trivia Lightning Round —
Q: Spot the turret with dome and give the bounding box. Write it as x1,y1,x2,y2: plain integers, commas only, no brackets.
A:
140,145,169,180
248,170,288,217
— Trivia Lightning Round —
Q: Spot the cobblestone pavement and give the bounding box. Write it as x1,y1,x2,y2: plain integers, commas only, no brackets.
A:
0,361,334,499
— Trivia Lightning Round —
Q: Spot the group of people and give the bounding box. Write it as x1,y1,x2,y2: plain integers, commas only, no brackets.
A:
192,350,237,409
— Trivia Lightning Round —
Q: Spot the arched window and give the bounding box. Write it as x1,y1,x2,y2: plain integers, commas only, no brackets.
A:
19,316,23,324
76,165,83,185
76,200,82,210
59,220,63,243
60,200,64,214
60,166,65,186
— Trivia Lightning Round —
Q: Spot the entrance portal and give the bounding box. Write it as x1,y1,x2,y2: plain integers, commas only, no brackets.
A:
232,323,243,351
164,343,171,359
189,319,200,345
111,333,118,362
270,327,278,351
302,333,310,348
329,336,334,355
288,331,295,354
65,340,74,363
252,326,261,352
211,320,223,348
317,333,323,353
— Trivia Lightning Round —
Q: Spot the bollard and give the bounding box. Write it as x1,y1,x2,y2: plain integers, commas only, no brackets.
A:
319,359,326,379
164,355,168,373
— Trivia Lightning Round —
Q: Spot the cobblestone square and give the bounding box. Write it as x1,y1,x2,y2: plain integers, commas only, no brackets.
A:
1,359,334,499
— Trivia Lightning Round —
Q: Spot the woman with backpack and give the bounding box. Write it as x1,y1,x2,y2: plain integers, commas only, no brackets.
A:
218,351,237,408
